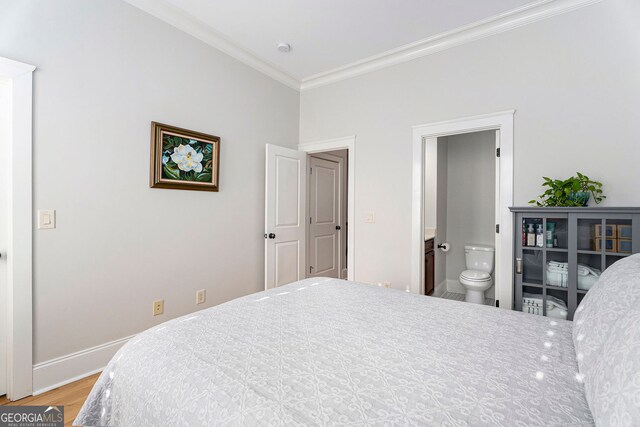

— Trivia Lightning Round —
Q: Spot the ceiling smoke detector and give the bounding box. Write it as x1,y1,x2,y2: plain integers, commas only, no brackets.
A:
277,43,291,53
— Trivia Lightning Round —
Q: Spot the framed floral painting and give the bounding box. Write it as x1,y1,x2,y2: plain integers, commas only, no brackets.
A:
150,122,220,191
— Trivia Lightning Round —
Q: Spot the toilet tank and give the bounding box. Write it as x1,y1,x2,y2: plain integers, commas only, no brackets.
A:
464,244,495,273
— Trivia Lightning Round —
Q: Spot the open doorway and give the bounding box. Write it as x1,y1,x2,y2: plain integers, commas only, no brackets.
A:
264,136,355,289
411,111,514,309
424,131,497,305
306,150,348,279
299,136,356,281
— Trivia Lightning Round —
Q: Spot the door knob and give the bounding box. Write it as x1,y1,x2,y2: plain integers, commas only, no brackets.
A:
335,226,341,230
268,233,276,239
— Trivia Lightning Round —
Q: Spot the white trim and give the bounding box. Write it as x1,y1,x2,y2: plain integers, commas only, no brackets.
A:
300,0,602,90
433,280,447,298
0,58,36,78
124,0,600,92
0,57,35,401
122,0,300,90
298,136,356,281
32,335,134,395
412,111,514,309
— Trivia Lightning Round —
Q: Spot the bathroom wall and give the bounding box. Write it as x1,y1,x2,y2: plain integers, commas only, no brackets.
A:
424,137,449,293
445,131,496,297
435,138,449,291
424,142,437,230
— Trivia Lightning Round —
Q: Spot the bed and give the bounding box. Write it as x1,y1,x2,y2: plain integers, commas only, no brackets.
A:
76,255,640,426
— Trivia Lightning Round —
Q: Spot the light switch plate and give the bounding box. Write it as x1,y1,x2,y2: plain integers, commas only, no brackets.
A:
38,210,56,229
364,212,375,223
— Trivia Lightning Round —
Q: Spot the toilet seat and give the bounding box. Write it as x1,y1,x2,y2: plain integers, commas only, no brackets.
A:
459,270,493,294
459,270,491,282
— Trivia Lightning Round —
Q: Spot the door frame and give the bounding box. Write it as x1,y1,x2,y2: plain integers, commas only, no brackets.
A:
298,136,355,281
307,152,344,279
0,57,35,400
411,111,514,307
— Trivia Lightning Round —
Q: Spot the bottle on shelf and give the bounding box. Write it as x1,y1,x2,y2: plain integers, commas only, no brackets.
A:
536,224,544,247
546,222,556,248
527,224,536,247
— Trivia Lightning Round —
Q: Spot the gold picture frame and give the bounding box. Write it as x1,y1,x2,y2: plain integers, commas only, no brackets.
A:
150,122,220,192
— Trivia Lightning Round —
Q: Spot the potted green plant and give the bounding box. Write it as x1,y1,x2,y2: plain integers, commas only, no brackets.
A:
529,172,605,207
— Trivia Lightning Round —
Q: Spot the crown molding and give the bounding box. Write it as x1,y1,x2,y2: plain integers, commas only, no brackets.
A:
123,0,300,91
124,0,603,93
300,0,603,91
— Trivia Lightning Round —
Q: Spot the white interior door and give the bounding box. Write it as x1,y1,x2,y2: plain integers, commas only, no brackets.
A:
265,144,307,289
0,78,9,396
494,130,501,302
308,156,340,278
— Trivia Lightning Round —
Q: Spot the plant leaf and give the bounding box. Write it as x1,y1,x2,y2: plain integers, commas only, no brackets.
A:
162,164,180,180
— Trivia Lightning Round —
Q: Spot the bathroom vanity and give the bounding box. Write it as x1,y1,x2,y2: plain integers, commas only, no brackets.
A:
510,207,640,320
425,238,435,295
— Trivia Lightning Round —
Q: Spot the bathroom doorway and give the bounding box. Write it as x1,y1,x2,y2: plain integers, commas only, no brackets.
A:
411,110,515,308
424,131,497,305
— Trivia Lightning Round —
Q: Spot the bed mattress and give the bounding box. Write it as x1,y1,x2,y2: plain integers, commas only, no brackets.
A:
76,278,593,426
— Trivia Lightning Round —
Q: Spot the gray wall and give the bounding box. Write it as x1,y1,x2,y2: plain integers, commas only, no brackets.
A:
300,0,640,289
435,137,448,289
445,131,496,297
424,141,437,230
0,0,299,364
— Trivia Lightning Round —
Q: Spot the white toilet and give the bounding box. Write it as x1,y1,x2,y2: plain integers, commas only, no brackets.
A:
459,244,495,304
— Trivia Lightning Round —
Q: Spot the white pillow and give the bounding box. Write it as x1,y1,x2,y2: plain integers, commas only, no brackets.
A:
583,302,640,426
573,254,640,375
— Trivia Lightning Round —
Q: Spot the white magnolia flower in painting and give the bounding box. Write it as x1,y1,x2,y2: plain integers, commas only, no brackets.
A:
170,144,203,172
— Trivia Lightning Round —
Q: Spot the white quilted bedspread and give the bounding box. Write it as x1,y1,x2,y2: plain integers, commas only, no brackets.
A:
75,278,593,426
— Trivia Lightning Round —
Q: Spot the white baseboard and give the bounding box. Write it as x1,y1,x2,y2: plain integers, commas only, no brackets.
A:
32,334,134,395
433,280,447,297
446,279,466,294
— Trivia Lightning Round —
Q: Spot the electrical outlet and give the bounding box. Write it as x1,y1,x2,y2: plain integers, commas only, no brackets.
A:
196,289,206,305
153,299,164,316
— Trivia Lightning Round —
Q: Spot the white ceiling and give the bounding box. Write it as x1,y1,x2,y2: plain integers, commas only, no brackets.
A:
162,0,541,80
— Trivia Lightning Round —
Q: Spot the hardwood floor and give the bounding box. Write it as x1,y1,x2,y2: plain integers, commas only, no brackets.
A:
0,373,100,427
